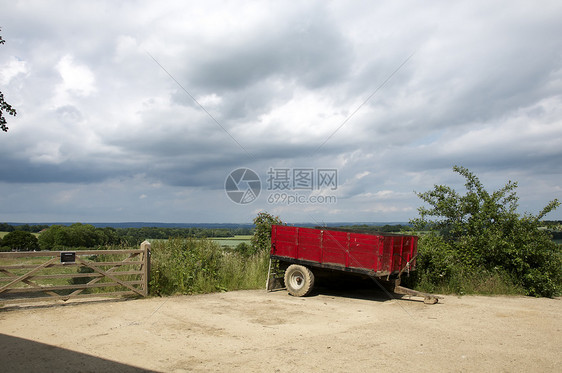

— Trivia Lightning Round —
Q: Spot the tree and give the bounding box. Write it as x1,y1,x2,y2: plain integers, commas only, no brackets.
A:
1,28,17,132
251,212,284,255
1,231,39,251
411,166,561,297
37,225,64,250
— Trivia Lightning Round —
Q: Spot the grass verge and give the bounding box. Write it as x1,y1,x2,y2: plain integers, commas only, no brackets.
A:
149,238,268,296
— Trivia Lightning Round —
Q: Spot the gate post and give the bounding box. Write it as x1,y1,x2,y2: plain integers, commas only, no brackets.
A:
140,240,151,296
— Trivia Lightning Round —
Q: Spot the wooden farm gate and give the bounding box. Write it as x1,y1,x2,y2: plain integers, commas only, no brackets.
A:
0,242,150,306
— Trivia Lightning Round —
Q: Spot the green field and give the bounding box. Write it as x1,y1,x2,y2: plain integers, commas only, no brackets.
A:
211,235,252,248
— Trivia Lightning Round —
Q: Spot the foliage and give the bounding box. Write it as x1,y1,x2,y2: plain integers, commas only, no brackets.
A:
234,242,254,257
149,238,268,295
410,166,561,297
0,28,17,132
330,224,412,234
116,226,250,245
1,223,255,247
4,223,255,249
1,230,39,251
38,224,121,250
0,223,49,233
250,212,284,254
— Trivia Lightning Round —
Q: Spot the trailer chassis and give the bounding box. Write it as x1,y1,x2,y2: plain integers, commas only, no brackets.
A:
267,256,442,304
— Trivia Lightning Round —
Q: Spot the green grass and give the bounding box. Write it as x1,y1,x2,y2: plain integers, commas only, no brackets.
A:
409,268,526,296
211,235,252,248
149,237,268,295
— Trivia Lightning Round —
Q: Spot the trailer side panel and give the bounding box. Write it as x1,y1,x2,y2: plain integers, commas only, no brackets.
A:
270,225,417,277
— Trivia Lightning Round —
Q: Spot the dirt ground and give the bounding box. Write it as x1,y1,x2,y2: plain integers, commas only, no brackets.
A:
1,287,561,372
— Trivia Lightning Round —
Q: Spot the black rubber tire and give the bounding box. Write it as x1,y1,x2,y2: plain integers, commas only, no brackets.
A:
284,264,315,297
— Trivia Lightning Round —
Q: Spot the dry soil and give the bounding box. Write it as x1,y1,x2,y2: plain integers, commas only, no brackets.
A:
1,288,561,372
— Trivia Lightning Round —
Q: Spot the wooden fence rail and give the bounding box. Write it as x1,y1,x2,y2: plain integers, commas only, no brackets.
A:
0,241,151,306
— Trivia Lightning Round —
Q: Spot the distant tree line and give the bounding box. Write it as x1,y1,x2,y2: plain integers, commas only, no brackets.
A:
0,223,49,233
117,226,252,244
0,231,39,251
37,224,121,250
0,223,254,251
328,224,412,234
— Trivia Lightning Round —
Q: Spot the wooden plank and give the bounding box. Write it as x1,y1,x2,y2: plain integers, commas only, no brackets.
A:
141,242,151,296
0,291,138,305
0,263,64,270
0,267,60,298
0,244,149,304
0,261,142,270
75,257,145,297
0,249,143,258
2,280,144,293
0,257,58,294
0,270,144,281
67,252,145,298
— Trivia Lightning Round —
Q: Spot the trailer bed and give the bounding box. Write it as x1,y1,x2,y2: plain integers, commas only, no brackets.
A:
270,225,418,278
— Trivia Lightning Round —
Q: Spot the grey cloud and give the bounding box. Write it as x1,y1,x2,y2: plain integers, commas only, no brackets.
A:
1,1,561,222
183,8,351,92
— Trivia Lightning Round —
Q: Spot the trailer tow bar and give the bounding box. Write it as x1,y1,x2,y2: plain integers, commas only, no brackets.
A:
392,278,443,304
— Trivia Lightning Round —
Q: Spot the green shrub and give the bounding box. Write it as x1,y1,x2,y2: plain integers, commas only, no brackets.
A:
1,230,39,251
149,238,269,296
38,224,121,250
410,166,562,297
234,242,255,257
251,212,284,253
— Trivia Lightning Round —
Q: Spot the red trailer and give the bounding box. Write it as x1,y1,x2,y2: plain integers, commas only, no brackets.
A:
267,225,440,303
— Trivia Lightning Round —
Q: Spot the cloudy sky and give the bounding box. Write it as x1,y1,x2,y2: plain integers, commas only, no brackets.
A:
1,0,561,224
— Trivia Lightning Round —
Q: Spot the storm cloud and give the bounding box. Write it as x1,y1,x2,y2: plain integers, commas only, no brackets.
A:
0,0,561,223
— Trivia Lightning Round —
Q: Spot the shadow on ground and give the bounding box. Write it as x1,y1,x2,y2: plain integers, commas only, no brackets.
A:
0,297,136,313
0,334,156,373
307,273,427,303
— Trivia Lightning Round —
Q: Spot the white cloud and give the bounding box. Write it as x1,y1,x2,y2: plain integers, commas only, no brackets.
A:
0,56,28,85
0,0,561,223
54,55,96,104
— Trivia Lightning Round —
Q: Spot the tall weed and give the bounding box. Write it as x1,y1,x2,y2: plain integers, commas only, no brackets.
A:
149,238,269,296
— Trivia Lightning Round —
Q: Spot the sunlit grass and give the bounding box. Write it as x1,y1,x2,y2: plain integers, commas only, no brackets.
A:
149,237,268,295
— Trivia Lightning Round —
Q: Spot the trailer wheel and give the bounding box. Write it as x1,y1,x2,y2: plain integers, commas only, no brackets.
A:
284,264,314,297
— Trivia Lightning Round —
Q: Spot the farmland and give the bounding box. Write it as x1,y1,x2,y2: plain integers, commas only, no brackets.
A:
211,235,252,247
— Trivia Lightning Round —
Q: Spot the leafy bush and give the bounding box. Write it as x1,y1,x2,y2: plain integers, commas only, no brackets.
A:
149,238,268,296
1,230,39,251
38,224,121,250
234,242,255,257
251,212,284,253
410,166,561,297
